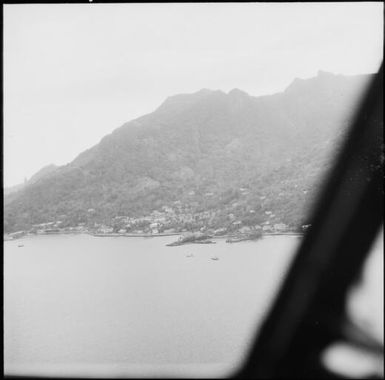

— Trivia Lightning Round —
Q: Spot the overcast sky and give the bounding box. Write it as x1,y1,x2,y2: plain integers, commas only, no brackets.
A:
4,2,383,187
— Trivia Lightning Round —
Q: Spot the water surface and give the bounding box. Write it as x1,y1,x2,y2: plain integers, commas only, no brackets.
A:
4,234,299,377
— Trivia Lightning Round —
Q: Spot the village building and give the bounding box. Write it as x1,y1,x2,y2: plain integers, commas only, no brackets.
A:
9,231,26,239
273,223,288,232
99,226,114,233
214,228,227,236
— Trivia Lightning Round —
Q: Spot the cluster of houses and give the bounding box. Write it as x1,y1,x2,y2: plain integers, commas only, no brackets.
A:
95,205,199,234
89,206,291,236
4,197,296,240
4,221,89,240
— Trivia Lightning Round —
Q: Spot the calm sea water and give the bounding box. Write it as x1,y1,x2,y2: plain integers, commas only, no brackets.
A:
4,234,299,378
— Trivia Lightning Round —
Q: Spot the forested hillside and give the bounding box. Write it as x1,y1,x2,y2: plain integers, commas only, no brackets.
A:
4,71,372,233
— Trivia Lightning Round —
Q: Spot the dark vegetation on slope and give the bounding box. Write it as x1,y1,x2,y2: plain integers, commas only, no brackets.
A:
4,71,372,233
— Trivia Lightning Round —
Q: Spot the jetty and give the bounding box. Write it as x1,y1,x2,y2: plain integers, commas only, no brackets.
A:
166,232,214,247
226,230,263,243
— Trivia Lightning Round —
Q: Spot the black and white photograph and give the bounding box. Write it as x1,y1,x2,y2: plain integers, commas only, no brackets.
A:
3,2,383,379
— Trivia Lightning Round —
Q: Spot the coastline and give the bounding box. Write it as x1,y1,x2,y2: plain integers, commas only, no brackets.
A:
93,232,303,239
92,232,181,237
4,231,303,242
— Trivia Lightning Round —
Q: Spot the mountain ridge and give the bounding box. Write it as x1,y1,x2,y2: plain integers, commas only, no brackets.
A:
4,164,58,197
4,71,373,234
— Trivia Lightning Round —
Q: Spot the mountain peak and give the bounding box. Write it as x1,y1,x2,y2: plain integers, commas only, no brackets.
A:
285,71,338,94
196,88,213,95
317,70,335,78
4,71,372,234
156,89,225,113
228,88,249,97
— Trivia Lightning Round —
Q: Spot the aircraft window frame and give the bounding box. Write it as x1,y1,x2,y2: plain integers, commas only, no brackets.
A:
232,65,383,379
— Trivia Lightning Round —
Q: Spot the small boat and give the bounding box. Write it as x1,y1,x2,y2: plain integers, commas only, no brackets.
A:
18,244,24,247
211,256,219,261
186,253,194,258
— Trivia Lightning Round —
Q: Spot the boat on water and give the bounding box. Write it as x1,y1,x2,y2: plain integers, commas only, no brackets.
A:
18,244,24,247
186,253,194,258
211,256,219,261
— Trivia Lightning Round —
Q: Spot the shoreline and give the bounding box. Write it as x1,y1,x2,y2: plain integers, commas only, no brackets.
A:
5,231,303,241
92,232,181,237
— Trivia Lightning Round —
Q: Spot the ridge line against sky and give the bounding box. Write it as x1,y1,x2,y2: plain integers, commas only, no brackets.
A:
4,2,383,187
4,69,376,189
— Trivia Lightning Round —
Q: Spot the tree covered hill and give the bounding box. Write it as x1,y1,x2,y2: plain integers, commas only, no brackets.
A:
4,164,58,197
4,71,372,233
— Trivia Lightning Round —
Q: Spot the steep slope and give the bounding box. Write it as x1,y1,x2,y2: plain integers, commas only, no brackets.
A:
4,164,58,198
4,72,372,233
4,183,25,196
28,164,58,185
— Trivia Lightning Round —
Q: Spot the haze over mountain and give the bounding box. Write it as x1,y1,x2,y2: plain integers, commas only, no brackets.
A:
4,71,373,233
4,164,58,196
